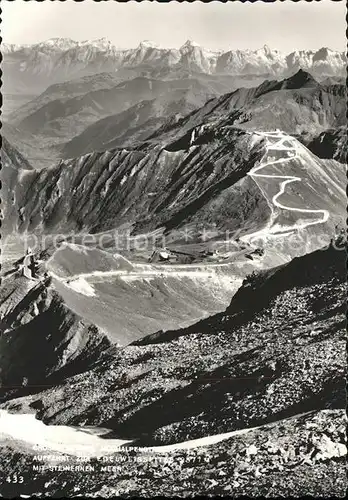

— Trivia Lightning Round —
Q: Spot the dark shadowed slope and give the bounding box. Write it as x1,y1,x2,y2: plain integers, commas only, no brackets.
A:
0,139,37,234
306,126,347,163
0,273,110,402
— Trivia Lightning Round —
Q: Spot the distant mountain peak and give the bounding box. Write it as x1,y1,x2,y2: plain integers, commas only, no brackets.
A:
254,44,279,58
138,40,159,49
312,46,334,62
3,38,345,96
43,37,75,44
36,37,78,50
88,37,114,51
284,68,318,88
293,68,316,79
318,46,331,53
93,37,110,43
181,40,201,50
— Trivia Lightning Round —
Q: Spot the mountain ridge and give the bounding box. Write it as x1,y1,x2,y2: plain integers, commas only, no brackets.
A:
3,38,346,94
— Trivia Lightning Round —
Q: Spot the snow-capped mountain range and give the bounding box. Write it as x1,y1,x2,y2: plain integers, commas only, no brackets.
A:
3,38,346,94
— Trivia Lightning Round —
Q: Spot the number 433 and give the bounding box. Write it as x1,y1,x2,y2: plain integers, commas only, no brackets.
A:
6,474,24,483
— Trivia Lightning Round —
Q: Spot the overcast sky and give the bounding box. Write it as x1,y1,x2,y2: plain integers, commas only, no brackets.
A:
2,0,346,52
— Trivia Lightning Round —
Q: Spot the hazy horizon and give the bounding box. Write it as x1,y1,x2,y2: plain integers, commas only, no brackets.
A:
2,0,346,52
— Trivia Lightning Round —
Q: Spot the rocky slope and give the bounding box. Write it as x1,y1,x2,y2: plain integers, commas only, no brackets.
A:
0,243,345,498
1,410,346,497
8,242,343,437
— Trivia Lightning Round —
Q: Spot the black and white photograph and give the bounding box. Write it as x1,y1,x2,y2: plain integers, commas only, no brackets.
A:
0,0,347,497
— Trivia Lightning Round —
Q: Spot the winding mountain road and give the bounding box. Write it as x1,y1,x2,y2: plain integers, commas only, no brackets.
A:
47,130,336,290
0,132,343,460
241,131,331,244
